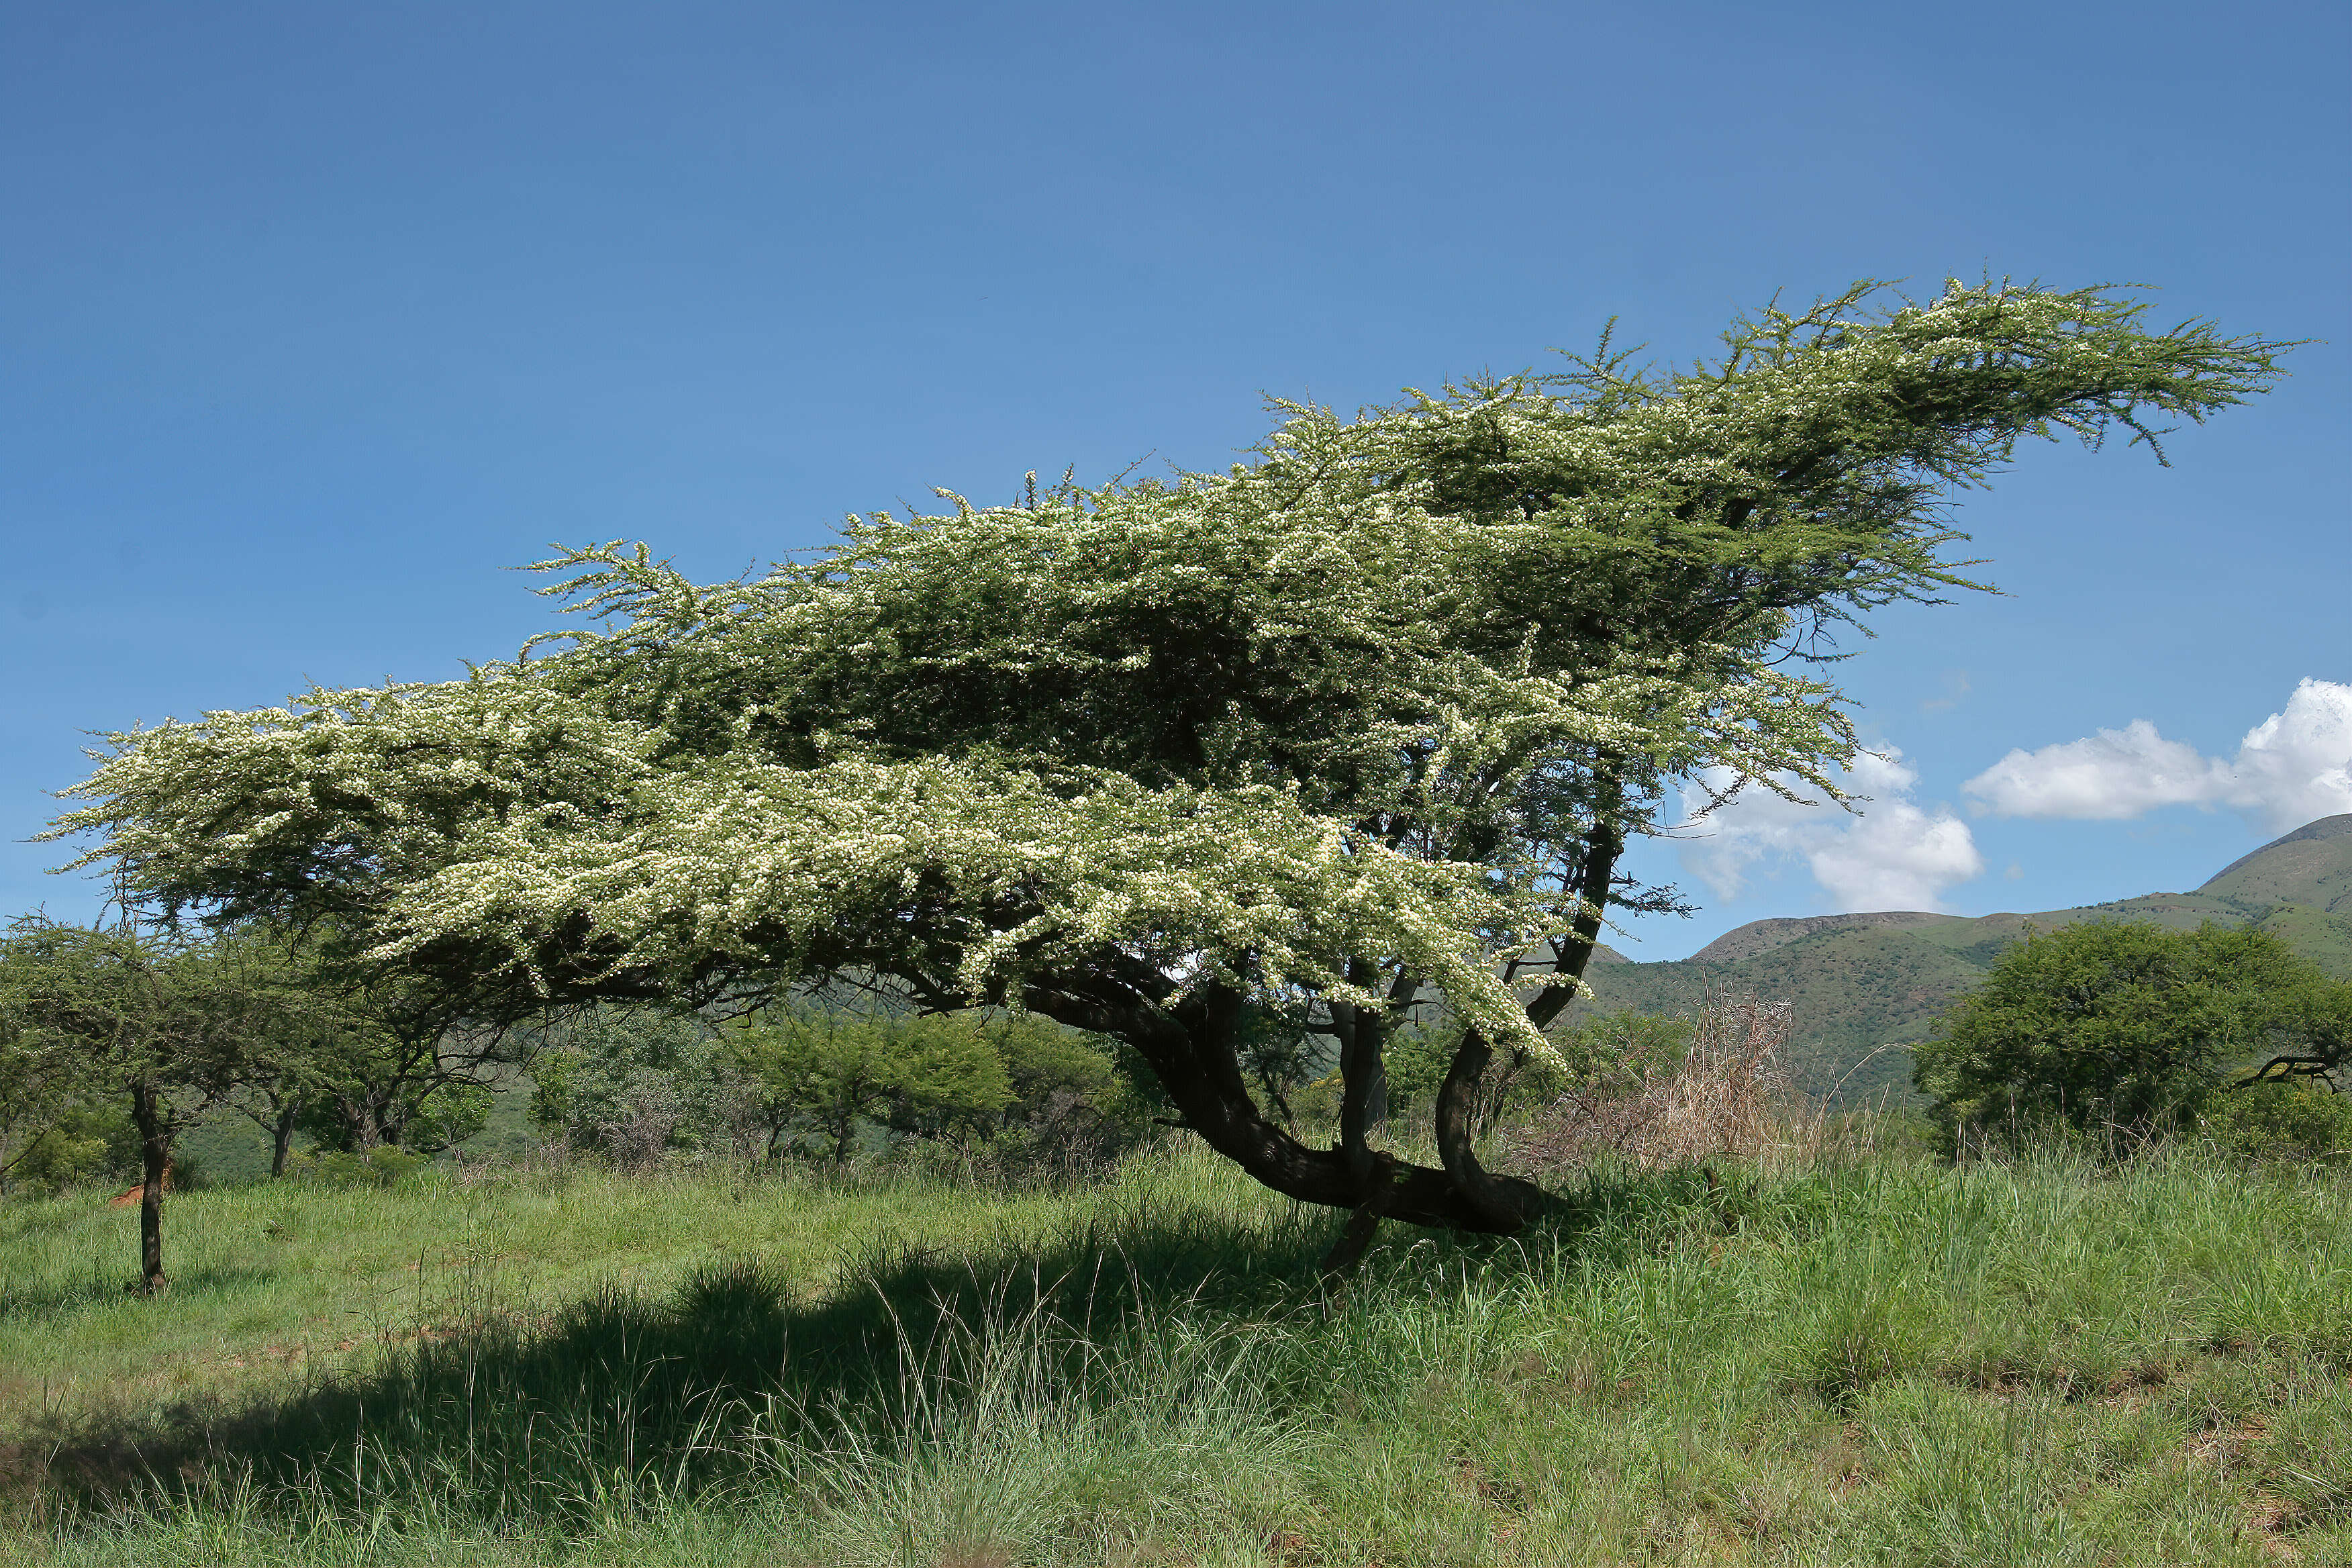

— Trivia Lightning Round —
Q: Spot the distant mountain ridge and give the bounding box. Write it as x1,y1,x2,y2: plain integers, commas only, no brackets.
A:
1683,911,1966,967
1573,814,2352,1104
2199,812,2352,914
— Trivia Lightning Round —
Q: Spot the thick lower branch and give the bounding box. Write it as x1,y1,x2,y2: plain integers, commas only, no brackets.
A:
1018,973,1528,1234
2235,1055,2340,1088
1434,1028,1551,1230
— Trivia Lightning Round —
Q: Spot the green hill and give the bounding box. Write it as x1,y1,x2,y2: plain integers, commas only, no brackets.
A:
2200,813,2352,915
1574,813,2352,1103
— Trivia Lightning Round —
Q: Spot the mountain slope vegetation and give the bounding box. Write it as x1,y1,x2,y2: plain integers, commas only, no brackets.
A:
1577,814,2352,1101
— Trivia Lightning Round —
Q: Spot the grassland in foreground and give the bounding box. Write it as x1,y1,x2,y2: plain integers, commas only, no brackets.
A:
1,1137,2348,1567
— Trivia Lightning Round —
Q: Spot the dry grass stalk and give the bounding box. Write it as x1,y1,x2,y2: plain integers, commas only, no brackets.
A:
1508,992,1793,1172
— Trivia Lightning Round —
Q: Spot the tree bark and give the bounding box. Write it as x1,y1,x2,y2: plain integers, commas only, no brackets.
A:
1332,959,1390,1189
128,1077,170,1294
269,1094,302,1178
1021,973,1532,1233
1530,816,1626,1031
1431,814,1627,1230
1318,1152,1395,1277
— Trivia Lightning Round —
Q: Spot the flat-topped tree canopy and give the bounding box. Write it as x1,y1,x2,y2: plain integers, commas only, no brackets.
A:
52,279,2292,1240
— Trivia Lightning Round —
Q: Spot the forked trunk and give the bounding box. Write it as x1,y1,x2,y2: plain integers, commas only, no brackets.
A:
1013,818,1625,1247
1332,967,1390,1188
1024,975,1542,1236
1432,817,1626,1228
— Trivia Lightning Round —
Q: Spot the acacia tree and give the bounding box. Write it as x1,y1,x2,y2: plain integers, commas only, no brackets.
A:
50,280,2290,1251
0,918,275,1291
723,1006,1012,1165
213,925,508,1171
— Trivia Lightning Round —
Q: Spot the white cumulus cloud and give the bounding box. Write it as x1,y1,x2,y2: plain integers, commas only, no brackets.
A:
1962,679,2352,834
1678,748,1986,913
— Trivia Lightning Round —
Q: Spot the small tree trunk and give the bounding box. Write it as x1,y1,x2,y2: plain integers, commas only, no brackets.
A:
270,1094,303,1178
1318,1153,1395,1279
128,1078,170,1295
379,1084,413,1150
1335,961,1391,1189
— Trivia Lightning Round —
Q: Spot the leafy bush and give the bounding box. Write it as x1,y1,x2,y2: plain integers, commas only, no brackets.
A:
4,1100,139,1191
1547,1009,1698,1095
728,1002,1147,1169
286,1144,431,1186
533,1005,740,1166
2204,1080,2352,1163
1914,920,2331,1146
979,1013,1153,1166
295,1075,493,1157
723,1006,1003,1165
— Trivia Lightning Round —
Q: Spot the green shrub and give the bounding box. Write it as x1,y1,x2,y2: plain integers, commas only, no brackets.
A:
2204,1080,2352,1163
536,1003,740,1164
1548,1008,1697,1094
285,1144,431,1186
1915,920,2333,1145
5,1101,139,1191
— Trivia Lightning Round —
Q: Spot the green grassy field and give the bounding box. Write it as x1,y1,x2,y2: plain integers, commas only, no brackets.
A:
2,1138,2348,1566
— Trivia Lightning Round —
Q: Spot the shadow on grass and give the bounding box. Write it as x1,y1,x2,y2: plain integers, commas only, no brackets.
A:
23,1163,1737,1526
0,1263,283,1321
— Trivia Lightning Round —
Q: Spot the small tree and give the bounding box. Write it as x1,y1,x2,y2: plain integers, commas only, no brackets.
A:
212,925,508,1173
1914,921,2331,1145
532,1002,734,1164
2239,972,2352,1089
722,1004,1010,1165
723,1006,892,1166
986,1012,1122,1126
0,918,277,1291
878,1014,1016,1143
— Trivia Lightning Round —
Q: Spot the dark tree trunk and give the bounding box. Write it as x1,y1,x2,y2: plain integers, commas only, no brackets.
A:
362,1088,391,1153
128,1078,170,1295
1332,962,1390,1189
1532,816,1626,1031
1023,973,1544,1234
996,803,1630,1242
269,1094,303,1178
1318,1153,1395,1277
1433,814,1628,1230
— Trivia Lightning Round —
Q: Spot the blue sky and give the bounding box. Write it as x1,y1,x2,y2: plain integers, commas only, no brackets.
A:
3,0,2345,959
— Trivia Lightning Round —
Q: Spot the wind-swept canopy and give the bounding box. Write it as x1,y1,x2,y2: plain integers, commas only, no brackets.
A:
52,279,2292,1233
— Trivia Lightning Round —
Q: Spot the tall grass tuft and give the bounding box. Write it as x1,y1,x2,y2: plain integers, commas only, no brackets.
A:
1508,992,1795,1171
